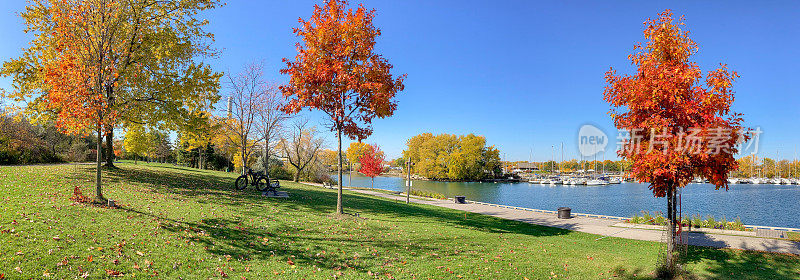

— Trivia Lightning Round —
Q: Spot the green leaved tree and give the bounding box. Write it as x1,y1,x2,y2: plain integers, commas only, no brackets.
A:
1,0,223,172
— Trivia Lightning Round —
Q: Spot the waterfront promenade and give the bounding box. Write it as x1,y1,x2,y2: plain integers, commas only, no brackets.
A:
308,183,800,255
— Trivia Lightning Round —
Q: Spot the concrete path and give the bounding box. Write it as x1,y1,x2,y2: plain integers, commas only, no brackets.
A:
334,186,800,255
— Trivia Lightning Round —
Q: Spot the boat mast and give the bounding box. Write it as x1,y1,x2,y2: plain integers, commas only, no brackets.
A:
593,146,597,177
561,142,564,175
551,145,555,175
602,150,605,175
777,148,780,179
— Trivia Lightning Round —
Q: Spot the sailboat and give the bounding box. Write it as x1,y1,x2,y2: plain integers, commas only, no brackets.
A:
586,178,607,186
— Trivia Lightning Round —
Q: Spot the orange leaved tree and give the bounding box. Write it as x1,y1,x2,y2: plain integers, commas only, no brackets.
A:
9,0,222,202
281,0,405,214
604,10,748,269
358,144,385,189
44,0,117,202
4,0,222,170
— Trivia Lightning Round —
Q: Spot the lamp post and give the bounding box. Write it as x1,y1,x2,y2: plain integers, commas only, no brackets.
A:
406,158,413,204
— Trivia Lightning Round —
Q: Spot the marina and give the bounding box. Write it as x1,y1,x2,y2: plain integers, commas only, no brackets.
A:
337,173,800,229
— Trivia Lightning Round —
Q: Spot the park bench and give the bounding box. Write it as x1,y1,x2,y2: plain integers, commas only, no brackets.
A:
263,178,281,195
322,182,335,189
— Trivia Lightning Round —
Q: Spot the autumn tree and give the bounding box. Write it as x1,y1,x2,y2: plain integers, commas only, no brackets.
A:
255,83,291,179
735,155,757,178
123,124,149,164
319,149,341,169
223,63,267,174
281,0,405,214
403,133,502,181
761,158,777,178
39,0,117,202
178,111,221,169
345,142,371,169
604,10,748,271
279,119,324,182
2,0,222,201
358,143,385,188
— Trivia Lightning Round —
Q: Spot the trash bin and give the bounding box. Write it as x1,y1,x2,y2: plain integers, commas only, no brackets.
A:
454,196,466,204
557,207,571,219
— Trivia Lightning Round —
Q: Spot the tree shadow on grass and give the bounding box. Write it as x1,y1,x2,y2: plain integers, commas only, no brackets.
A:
68,163,800,279
602,266,655,279
84,163,579,239
69,164,254,205
679,243,800,280
118,205,451,273
84,163,636,275
274,186,579,237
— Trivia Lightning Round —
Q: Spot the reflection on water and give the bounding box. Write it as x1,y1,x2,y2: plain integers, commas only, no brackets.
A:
335,173,800,228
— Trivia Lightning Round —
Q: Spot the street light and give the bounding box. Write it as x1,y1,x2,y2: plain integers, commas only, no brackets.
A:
405,158,414,204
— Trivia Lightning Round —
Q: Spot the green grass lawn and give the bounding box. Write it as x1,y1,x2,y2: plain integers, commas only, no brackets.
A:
1,162,798,279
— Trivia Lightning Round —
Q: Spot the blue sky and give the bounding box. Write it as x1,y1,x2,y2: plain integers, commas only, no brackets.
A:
2,1,799,161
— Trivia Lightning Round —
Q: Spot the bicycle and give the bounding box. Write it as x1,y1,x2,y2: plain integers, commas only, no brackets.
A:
235,168,270,191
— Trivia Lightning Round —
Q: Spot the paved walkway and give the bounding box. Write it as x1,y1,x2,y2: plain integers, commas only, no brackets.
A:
328,186,800,255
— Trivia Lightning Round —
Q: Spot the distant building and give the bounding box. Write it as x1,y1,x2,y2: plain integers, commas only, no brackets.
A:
516,162,539,171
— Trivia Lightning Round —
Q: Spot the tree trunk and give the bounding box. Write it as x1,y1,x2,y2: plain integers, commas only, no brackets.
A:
104,129,115,168
264,138,270,179
104,87,115,168
95,128,106,203
336,128,344,214
241,146,247,175
666,187,676,269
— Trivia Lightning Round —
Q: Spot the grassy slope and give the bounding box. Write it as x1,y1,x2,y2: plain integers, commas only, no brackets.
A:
0,162,798,279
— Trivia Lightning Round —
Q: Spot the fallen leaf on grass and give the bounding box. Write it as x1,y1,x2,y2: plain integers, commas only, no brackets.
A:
105,269,123,276
216,267,228,278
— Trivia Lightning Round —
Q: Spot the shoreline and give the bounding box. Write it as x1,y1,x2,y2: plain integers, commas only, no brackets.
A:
307,182,800,254
332,172,519,183
382,184,800,233
335,175,800,229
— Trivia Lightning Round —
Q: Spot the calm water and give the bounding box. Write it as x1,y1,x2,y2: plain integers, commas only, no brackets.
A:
335,174,800,228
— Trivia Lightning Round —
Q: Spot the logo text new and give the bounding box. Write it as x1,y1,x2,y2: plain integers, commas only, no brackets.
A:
581,135,605,145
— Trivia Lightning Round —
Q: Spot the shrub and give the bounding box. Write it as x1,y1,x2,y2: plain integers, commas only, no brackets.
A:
628,212,750,231
410,190,447,200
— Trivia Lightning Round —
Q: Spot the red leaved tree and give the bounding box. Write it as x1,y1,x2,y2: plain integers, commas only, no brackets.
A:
281,0,405,214
358,144,385,189
44,0,118,203
604,10,748,269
